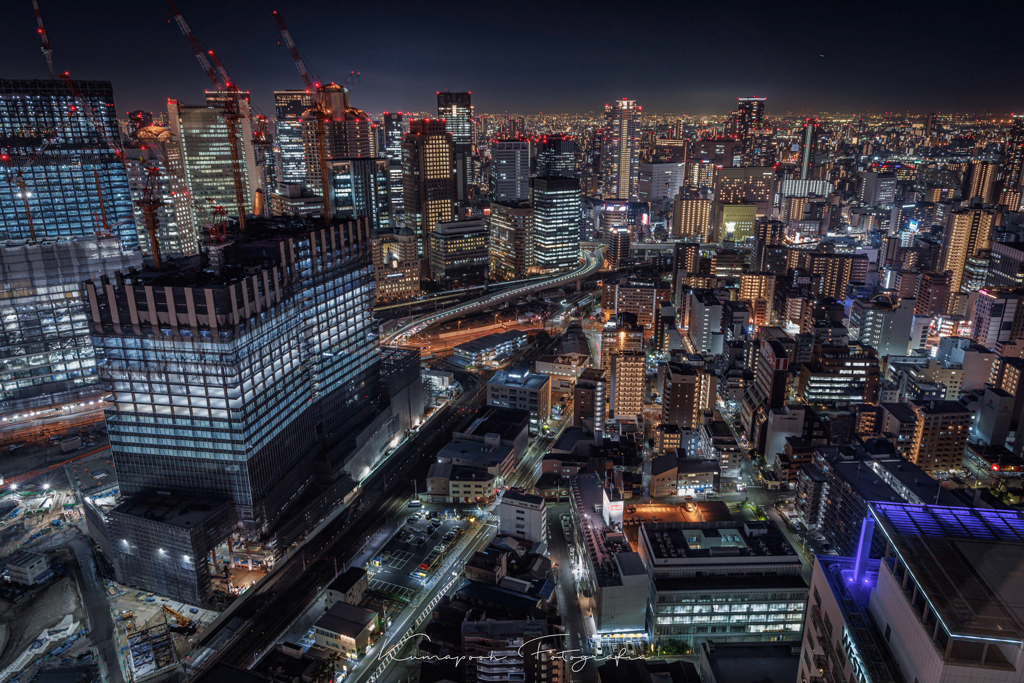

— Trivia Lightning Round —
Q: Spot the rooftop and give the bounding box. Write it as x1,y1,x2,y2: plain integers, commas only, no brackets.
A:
110,495,230,530
454,330,528,355
870,502,1024,642
314,601,377,637
503,490,545,506
437,439,514,469
455,406,530,442
700,641,801,683
641,521,800,563
489,368,550,390
327,567,366,595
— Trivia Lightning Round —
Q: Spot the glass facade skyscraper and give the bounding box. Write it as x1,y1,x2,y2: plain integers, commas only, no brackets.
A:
437,92,473,200
329,158,393,230
531,177,581,272
274,90,314,186
536,134,577,178
0,79,136,247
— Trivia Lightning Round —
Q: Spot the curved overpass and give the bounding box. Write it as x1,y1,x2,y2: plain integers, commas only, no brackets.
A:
387,246,605,344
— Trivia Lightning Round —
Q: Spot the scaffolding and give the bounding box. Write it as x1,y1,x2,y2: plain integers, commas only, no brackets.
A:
124,623,178,681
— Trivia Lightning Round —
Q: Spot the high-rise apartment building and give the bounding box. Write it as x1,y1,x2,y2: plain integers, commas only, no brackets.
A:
89,218,386,604
729,96,766,141
168,97,261,227
437,92,473,200
914,270,951,316
0,79,135,247
739,272,776,327
610,351,645,420
798,117,820,180
672,195,712,240
489,201,534,281
274,90,314,185
601,99,640,200
962,160,998,203
848,297,915,357
531,177,580,272
662,354,717,430
605,227,630,269
908,400,971,474
535,134,576,178
402,118,455,259
939,208,995,311
490,140,530,201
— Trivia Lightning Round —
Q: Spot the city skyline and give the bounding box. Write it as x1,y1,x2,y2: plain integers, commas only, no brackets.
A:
3,0,1020,117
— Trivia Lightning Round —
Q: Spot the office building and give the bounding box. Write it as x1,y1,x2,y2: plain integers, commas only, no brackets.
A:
89,218,388,604
713,203,757,243
452,330,529,368
638,162,688,204
0,238,141,413
499,490,547,545
940,208,995,312
848,297,914,357
489,201,534,281
123,137,196,259
531,177,581,272
714,167,775,218
168,97,260,227
1003,114,1024,192
602,99,640,200
402,118,456,258
908,400,971,474
610,351,645,420
372,228,421,302
859,171,897,206
329,158,392,229
486,368,551,434
797,343,881,405
988,241,1024,287
740,335,791,455
437,92,473,200
381,112,405,213
429,218,489,288
672,196,712,240
642,519,806,648
490,140,530,201
0,79,135,247
274,90,314,185
302,85,374,194
535,134,576,178
973,288,1024,348
269,182,323,219
798,117,820,180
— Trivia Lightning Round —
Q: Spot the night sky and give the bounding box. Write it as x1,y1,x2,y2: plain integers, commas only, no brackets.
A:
2,0,1020,119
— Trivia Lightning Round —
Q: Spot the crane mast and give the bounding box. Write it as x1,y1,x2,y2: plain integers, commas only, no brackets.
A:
31,1,54,79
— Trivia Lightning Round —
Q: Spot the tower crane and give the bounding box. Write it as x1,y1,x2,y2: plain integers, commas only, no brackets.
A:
273,10,332,224
165,0,248,233
31,1,55,79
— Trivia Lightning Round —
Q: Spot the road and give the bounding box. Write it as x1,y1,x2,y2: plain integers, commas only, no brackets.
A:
68,532,126,683
547,502,598,683
387,246,605,344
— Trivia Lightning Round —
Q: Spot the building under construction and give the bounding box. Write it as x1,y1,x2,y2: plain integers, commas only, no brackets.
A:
86,216,421,605
0,79,137,248
125,622,178,681
0,236,141,414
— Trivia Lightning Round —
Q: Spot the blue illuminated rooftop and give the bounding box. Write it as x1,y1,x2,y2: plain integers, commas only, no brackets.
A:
869,502,1024,643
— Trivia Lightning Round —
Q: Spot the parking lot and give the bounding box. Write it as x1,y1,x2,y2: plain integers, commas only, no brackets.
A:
367,504,473,600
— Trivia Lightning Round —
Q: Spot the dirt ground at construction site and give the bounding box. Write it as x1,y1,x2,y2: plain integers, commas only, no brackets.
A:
0,572,86,671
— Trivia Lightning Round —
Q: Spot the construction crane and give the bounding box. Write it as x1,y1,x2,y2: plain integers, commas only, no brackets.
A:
273,10,331,224
139,167,165,269
165,0,248,233
31,1,54,79
161,604,191,629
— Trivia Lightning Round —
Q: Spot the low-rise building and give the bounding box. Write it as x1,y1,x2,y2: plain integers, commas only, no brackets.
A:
425,463,497,504
454,406,531,463
7,550,52,586
535,353,590,394
325,567,368,609
700,416,742,476
499,490,548,545
452,330,528,368
487,368,552,434
313,602,379,656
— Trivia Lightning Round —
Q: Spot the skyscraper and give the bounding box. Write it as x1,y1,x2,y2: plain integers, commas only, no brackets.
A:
489,201,534,281
601,99,640,200
1003,114,1024,192
490,140,530,201
437,92,473,200
402,118,455,258
531,177,581,272
536,134,577,178
940,208,995,312
798,117,820,181
274,90,314,185
302,85,374,195
962,160,998,203
382,112,405,214
0,79,135,247
329,158,392,230
729,96,766,141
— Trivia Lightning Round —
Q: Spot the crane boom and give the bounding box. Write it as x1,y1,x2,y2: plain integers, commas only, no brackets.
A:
31,1,54,79
165,0,222,90
273,11,316,92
